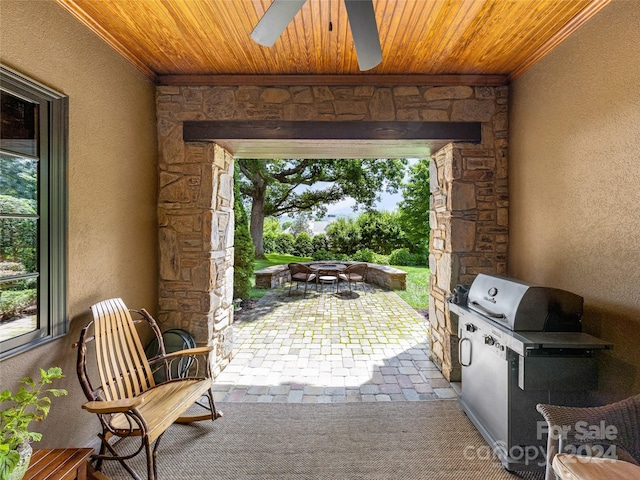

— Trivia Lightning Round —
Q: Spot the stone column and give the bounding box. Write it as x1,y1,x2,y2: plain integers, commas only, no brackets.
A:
157,139,235,377
428,144,508,381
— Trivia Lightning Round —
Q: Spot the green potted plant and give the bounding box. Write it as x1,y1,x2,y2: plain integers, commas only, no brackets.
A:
0,367,67,480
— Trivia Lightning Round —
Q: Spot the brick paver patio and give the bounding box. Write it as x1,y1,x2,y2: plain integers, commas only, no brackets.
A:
214,283,460,403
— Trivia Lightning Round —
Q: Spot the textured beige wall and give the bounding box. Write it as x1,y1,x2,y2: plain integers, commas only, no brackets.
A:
510,1,640,401
0,0,157,447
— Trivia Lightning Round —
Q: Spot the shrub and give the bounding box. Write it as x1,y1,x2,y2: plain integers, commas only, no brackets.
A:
233,168,254,299
352,248,374,263
388,248,425,266
311,234,329,254
372,253,390,265
274,233,294,255
293,232,313,257
325,218,361,256
0,289,37,322
262,232,278,254
311,249,333,261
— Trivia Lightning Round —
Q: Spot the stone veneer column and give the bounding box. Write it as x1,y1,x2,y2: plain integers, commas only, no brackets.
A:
428,143,508,381
157,132,235,376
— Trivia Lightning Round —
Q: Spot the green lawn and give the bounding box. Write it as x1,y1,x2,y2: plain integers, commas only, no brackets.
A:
249,254,430,309
391,265,430,310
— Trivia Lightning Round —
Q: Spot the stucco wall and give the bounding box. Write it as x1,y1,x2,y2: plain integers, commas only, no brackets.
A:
509,1,640,401
0,0,158,447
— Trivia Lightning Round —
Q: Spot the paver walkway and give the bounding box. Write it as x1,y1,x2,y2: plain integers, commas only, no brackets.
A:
214,283,460,403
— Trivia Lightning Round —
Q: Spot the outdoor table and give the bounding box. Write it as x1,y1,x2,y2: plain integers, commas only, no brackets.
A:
308,263,346,293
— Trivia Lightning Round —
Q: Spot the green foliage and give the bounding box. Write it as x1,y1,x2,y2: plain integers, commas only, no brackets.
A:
263,217,282,235
388,248,426,266
391,265,431,309
238,158,407,219
262,232,278,254
233,168,254,299
274,233,295,255
311,234,329,253
293,232,313,257
398,159,431,254
325,217,361,256
0,195,37,273
356,210,409,255
237,158,407,256
0,368,67,479
352,248,374,262
0,289,37,322
0,158,37,201
372,253,390,265
311,249,332,261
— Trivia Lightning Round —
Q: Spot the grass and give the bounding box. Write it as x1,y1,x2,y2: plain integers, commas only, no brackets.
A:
248,253,430,309
391,265,430,310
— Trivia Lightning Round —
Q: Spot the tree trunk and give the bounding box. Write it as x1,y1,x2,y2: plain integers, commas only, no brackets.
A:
250,187,266,259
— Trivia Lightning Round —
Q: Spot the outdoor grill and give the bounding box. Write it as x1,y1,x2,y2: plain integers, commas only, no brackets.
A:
449,274,613,472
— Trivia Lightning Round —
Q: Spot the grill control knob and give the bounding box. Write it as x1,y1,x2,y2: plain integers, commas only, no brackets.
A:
465,323,477,332
484,335,495,346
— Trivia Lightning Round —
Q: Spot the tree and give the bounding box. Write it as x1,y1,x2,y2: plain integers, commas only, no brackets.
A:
263,216,282,235
325,217,362,256
237,159,407,258
293,232,313,257
289,214,312,237
232,167,254,299
398,158,431,254
356,210,409,255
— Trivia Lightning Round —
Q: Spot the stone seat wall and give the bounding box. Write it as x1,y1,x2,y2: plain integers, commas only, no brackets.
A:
254,262,407,290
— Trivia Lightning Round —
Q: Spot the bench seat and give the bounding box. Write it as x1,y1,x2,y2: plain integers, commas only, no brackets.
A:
108,378,212,443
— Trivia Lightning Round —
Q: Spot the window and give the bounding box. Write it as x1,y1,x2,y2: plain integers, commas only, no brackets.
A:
0,66,68,359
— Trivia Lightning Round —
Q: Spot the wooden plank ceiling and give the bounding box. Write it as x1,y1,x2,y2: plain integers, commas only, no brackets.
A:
56,0,610,84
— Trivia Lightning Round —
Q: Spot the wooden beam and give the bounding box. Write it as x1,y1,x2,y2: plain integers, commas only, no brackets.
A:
159,74,509,87
183,120,482,143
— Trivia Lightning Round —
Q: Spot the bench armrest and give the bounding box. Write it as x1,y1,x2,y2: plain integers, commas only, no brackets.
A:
162,346,213,361
82,397,144,414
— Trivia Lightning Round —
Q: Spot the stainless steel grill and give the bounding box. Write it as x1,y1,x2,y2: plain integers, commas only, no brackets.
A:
449,274,612,472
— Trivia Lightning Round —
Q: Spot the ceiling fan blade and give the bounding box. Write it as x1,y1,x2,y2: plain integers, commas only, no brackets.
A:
251,0,308,47
344,0,382,71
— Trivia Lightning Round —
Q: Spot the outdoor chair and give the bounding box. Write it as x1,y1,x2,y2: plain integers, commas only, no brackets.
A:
536,394,640,480
338,263,368,293
288,262,317,296
74,298,222,480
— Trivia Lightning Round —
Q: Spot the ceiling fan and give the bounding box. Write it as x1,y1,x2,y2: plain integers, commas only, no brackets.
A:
250,0,383,71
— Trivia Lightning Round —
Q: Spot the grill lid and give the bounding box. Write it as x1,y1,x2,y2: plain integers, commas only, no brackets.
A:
466,274,583,332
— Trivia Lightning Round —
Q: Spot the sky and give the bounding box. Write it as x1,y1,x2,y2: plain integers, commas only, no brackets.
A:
324,158,417,217
325,189,402,216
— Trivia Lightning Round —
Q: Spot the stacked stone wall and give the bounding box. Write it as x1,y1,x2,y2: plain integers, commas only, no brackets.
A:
155,84,508,379
428,141,509,380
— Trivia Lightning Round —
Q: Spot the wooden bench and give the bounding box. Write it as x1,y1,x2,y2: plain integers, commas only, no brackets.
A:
75,298,222,480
